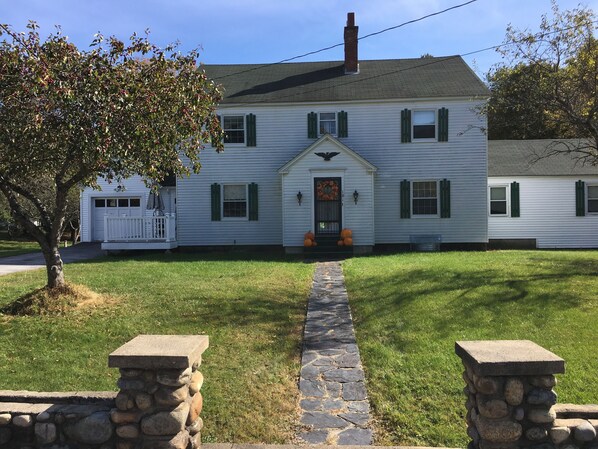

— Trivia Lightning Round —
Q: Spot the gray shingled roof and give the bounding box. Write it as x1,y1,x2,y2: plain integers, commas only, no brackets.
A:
489,140,598,176
202,56,489,104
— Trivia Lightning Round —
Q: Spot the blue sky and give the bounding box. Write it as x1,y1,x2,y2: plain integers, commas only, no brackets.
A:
2,0,596,78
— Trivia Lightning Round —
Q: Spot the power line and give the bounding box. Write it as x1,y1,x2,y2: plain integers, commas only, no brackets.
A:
212,0,479,81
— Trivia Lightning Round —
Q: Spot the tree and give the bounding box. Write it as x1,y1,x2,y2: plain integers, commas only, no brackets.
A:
490,1,598,164
0,22,223,288
486,64,576,140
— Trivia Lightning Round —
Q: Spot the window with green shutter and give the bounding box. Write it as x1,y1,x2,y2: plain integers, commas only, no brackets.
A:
307,112,318,138
438,108,449,142
401,109,411,143
211,183,221,221
400,180,411,218
246,114,256,147
440,179,451,218
248,183,258,221
337,111,348,138
576,180,586,216
510,181,520,217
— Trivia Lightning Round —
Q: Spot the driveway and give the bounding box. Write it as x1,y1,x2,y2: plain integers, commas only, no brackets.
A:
0,243,103,276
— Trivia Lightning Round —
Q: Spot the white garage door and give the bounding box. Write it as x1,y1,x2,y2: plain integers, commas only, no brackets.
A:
92,197,142,241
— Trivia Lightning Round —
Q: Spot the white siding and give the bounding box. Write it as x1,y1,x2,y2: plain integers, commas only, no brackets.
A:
80,176,151,242
176,98,487,247
488,176,598,248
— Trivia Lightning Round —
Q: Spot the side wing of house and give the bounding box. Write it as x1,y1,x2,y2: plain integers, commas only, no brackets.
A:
488,176,598,248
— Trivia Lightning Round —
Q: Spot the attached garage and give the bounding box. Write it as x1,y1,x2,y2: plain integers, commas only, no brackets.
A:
91,197,142,241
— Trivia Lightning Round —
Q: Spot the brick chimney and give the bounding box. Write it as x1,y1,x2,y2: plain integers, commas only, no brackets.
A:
344,12,359,74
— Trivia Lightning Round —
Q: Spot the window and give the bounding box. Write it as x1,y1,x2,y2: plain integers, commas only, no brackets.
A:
412,181,438,215
222,115,245,144
412,110,436,139
222,184,247,218
489,186,508,215
588,185,598,213
94,199,105,208
319,112,337,135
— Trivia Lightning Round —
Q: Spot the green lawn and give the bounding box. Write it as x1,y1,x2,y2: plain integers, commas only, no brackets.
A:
0,252,313,443
0,231,41,258
343,250,598,447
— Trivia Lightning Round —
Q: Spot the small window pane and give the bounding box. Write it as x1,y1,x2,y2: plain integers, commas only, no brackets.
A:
223,115,245,144
490,187,507,201
223,185,247,218
413,111,435,125
130,198,140,207
319,112,337,135
490,201,507,215
107,199,117,207
412,181,438,215
588,200,598,213
94,199,105,208
588,186,598,199
118,198,129,207
413,110,436,139
224,185,246,201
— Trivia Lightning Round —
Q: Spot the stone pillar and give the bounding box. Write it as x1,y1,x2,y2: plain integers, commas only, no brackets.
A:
456,340,565,449
108,335,208,449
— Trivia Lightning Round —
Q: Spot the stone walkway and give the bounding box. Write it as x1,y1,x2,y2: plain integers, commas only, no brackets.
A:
298,261,373,445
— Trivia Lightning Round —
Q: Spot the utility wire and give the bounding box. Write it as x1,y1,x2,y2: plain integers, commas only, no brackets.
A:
212,0,479,81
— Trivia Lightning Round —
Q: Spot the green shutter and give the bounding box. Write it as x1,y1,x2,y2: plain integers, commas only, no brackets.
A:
440,179,451,218
438,108,449,142
246,113,256,147
401,109,411,143
576,180,585,216
338,111,348,138
211,183,221,221
248,183,258,221
308,112,318,138
510,181,520,217
400,180,411,218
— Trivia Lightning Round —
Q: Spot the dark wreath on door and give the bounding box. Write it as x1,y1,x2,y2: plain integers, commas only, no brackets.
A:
314,177,342,236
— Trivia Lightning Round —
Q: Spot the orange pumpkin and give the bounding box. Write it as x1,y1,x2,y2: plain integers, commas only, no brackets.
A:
304,239,313,247
304,231,315,240
344,237,353,246
337,240,344,246
341,229,352,239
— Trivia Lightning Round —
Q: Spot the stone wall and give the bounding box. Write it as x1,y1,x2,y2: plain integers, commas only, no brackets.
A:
0,335,208,449
457,340,598,449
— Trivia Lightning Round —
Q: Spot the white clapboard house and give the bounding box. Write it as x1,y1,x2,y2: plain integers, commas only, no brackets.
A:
80,13,493,252
488,140,598,249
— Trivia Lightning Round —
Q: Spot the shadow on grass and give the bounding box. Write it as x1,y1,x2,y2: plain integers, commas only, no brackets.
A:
346,254,598,350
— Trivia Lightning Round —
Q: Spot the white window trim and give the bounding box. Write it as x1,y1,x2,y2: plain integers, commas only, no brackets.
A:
411,180,439,218
222,183,249,221
318,112,338,137
412,109,437,142
222,114,246,146
587,183,598,215
488,185,510,217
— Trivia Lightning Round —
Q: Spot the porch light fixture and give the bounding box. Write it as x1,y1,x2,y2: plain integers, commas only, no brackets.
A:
353,190,359,204
297,191,303,205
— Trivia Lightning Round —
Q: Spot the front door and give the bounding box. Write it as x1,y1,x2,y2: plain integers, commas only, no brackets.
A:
314,177,342,236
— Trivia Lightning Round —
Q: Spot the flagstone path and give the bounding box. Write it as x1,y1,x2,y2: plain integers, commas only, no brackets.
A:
297,261,373,445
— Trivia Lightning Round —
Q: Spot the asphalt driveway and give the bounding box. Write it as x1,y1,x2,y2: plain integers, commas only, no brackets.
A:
0,243,103,276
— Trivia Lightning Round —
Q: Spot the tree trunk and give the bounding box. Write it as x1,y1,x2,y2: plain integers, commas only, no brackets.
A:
43,247,65,289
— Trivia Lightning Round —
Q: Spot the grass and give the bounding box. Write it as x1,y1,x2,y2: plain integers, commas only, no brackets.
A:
343,250,598,448
0,252,314,443
0,231,41,258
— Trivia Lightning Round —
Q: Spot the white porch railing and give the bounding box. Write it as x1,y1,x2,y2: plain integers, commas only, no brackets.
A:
104,214,176,243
